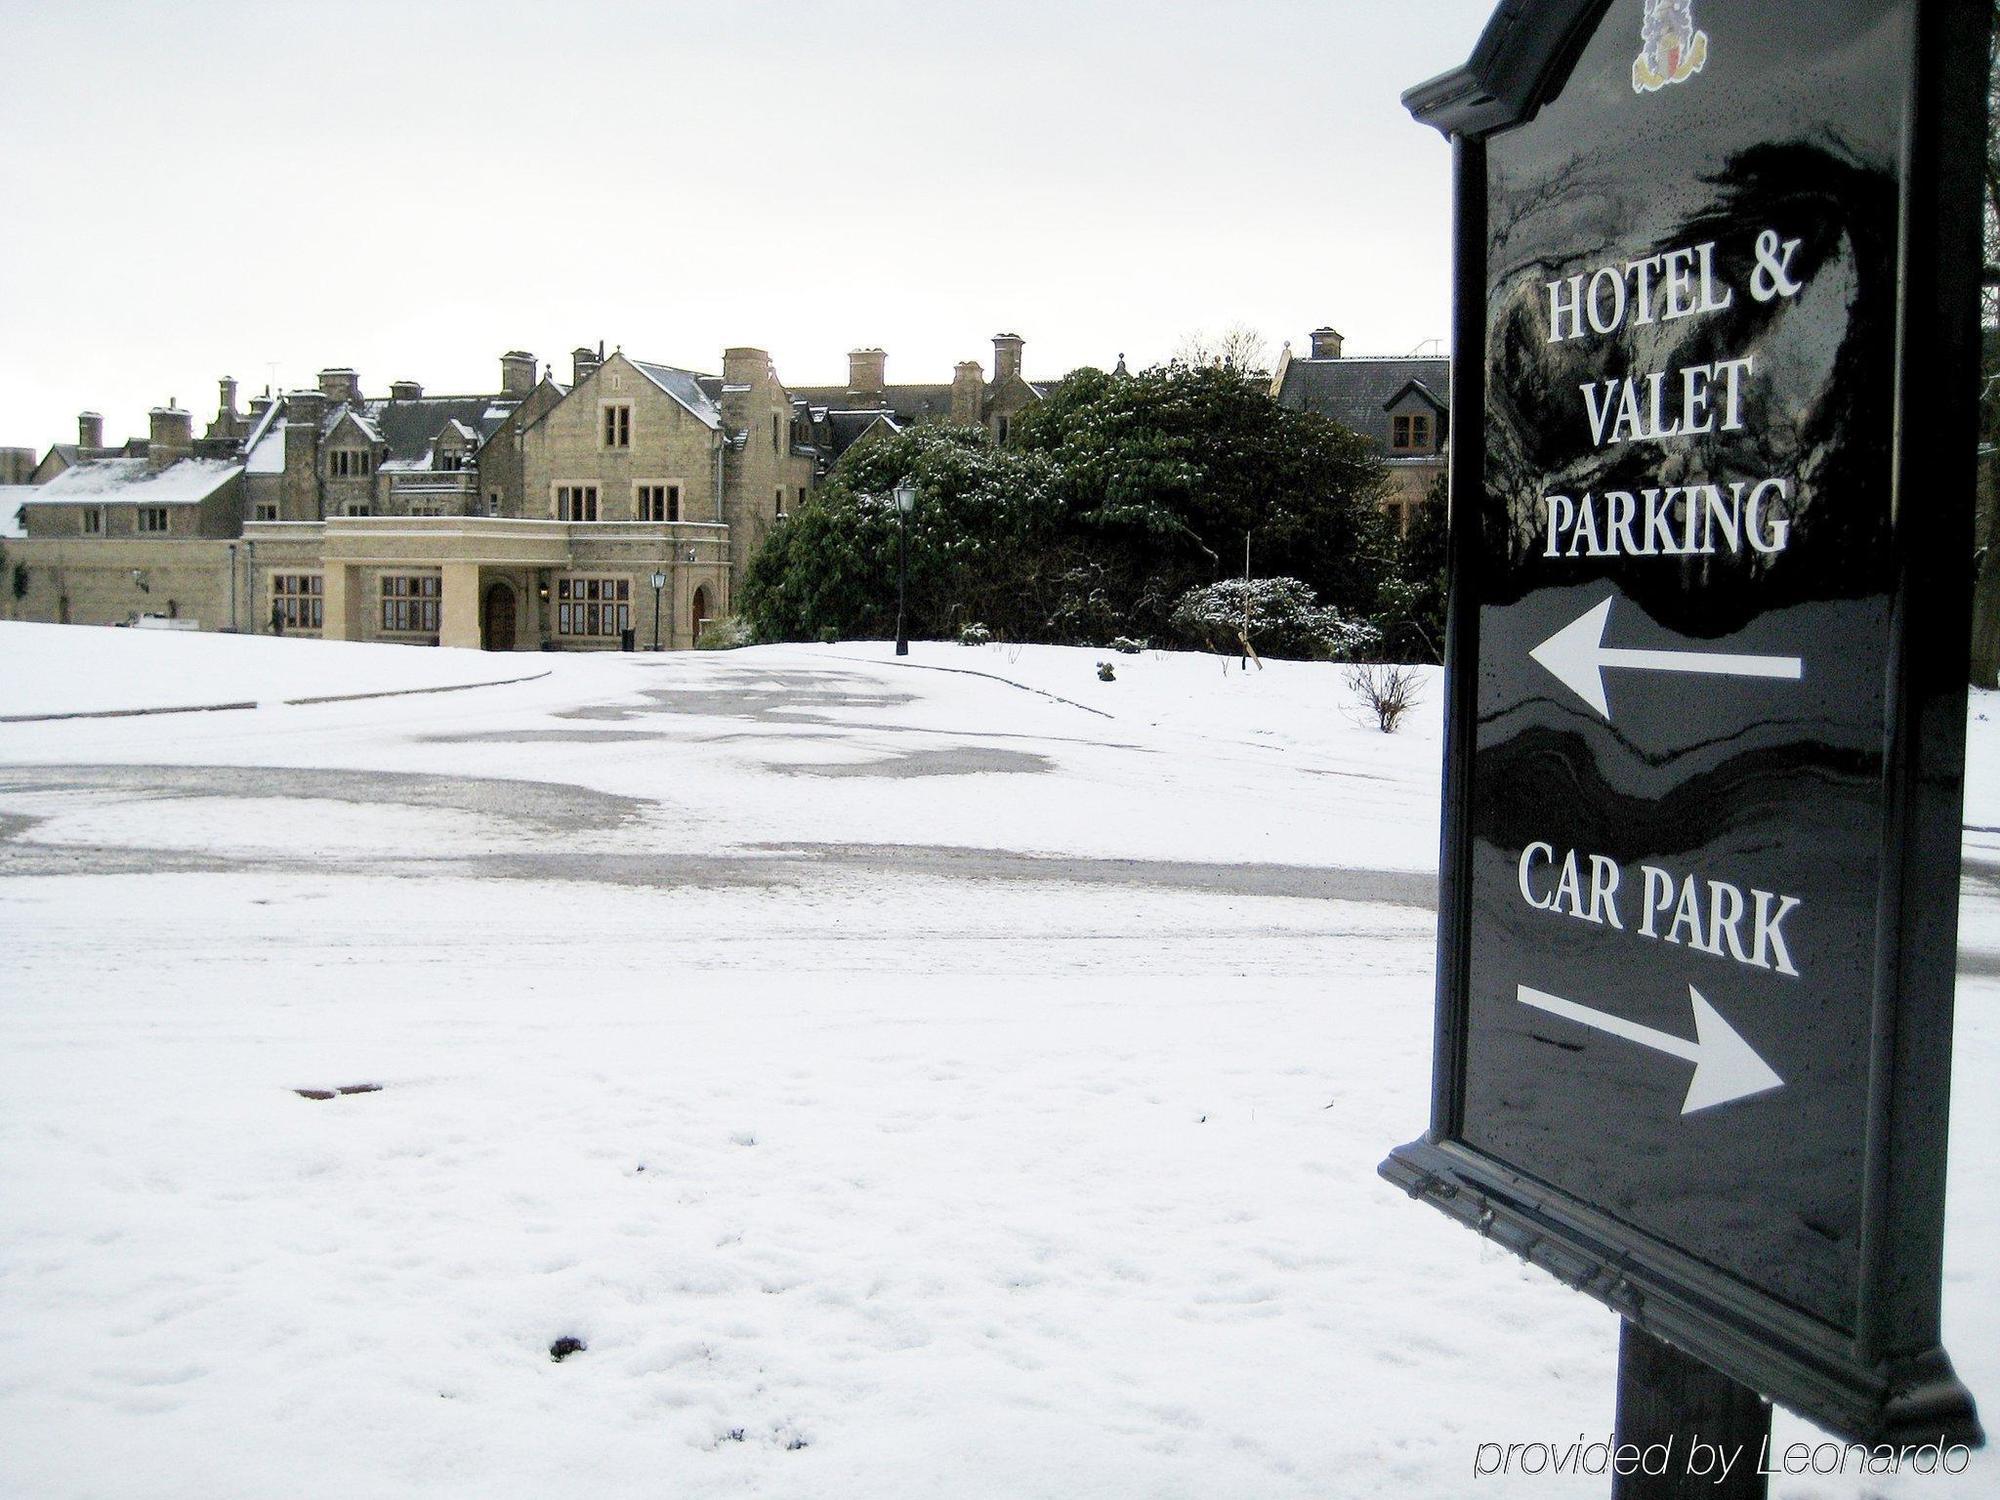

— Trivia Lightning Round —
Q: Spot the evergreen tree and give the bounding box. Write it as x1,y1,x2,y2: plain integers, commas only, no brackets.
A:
740,427,1061,643
1375,471,1450,663
1013,361,1394,640
744,360,1397,648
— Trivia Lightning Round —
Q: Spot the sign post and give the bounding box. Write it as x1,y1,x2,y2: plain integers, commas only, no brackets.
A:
1381,0,1989,1461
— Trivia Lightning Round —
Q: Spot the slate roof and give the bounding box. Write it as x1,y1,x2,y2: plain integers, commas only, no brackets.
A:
357,396,517,463
246,422,287,474
1274,355,1451,451
324,409,383,446
631,362,723,430
792,384,960,426
241,400,283,455
821,411,902,453
26,457,242,507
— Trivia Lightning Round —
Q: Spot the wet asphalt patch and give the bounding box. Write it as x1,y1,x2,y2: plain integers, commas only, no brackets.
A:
0,764,649,837
558,672,918,726
771,746,1053,778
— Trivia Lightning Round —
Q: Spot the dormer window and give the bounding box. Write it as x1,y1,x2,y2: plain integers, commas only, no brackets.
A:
1391,413,1434,453
330,450,373,478
439,450,463,472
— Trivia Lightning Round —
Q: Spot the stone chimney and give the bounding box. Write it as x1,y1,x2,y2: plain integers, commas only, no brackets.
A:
846,348,887,406
248,395,274,423
992,333,1024,383
218,377,238,419
950,361,985,425
719,347,771,448
723,346,772,394
149,403,194,470
79,411,104,450
318,367,360,404
500,351,536,397
287,389,327,427
1309,326,1345,359
285,389,326,475
572,345,603,385
389,380,423,402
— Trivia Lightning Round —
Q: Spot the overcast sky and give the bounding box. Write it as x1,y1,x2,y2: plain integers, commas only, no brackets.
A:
0,0,1497,451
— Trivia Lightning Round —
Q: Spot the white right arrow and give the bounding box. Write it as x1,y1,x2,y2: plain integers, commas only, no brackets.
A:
1530,596,1802,721
1517,982,1784,1115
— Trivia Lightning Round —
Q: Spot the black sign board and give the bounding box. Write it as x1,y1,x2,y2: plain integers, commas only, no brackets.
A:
1381,0,1988,1447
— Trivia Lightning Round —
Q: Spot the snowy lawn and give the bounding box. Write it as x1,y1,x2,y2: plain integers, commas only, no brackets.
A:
0,625,1993,1498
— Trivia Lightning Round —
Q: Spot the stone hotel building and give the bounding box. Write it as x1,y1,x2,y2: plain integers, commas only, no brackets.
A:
1,335,1057,650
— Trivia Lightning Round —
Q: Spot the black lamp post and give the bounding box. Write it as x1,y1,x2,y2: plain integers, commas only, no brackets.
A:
894,482,915,656
650,568,667,651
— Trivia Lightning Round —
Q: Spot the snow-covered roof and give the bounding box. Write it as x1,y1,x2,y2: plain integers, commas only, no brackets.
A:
26,457,241,507
379,450,433,474
441,419,479,443
631,361,722,430
326,409,384,445
246,421,287,475
361,395,518,460
0,485,33,537
241,398,284,455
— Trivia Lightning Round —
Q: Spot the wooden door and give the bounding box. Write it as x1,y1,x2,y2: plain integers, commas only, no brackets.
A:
482,581,516,651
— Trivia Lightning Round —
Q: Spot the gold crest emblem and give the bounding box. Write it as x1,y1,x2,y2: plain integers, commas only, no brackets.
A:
1634,0,1708,92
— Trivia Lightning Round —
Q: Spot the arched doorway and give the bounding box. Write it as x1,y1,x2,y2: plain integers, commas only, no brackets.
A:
482,580,517,652
690,584,709,643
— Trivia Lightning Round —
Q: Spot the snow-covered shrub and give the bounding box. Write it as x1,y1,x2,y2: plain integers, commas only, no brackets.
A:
1108,635,1147,654
1096,661,1117,681
1169,577,1378,661
695,616,753,650
959,622,991,646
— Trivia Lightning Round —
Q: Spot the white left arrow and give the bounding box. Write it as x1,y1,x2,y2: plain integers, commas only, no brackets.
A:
1517,982,1784,1115
1530,596,1802,721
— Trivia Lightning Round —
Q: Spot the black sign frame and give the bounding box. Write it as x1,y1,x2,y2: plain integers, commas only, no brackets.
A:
1380,0,1988,1447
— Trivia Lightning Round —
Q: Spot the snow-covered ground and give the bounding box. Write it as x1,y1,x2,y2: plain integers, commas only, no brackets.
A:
0,624,1992,1499
0,622,542,718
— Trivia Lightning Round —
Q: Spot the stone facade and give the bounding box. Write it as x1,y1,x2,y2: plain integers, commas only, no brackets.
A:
4,330,1070,648
1270,325,1450,532
4,341,829,649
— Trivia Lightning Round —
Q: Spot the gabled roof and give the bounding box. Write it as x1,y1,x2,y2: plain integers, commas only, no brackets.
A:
246,421,287,475
1384,377,1448,414
360,395,518,463
26,457,241,507
325,408,383,445
241,399,284,454
630,361,723,430
1274,355,1451,449
37,444,80,477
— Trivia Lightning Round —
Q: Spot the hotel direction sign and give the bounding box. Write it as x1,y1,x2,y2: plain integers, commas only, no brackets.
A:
1379,0,1987,1447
